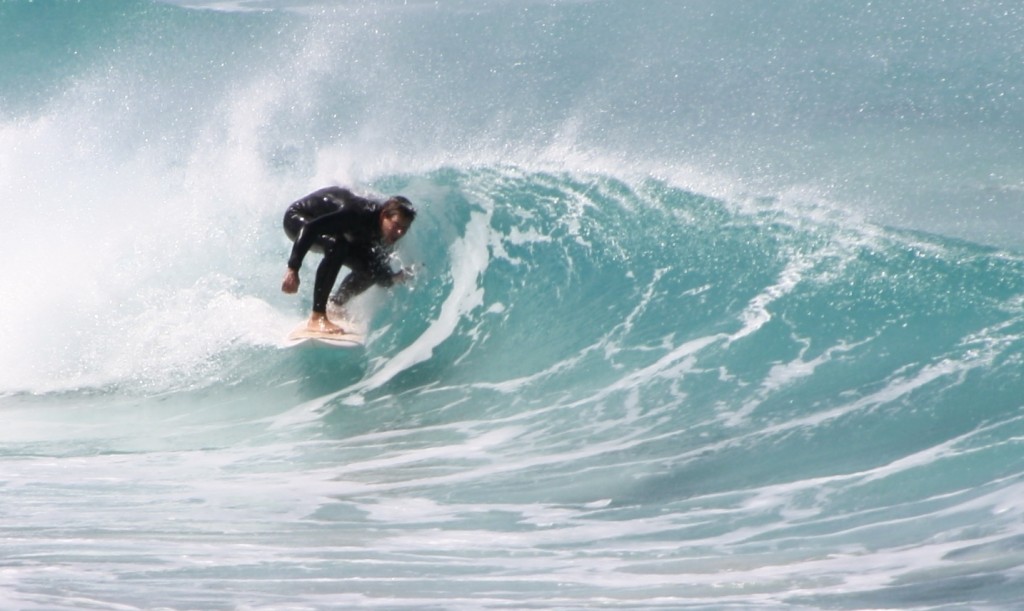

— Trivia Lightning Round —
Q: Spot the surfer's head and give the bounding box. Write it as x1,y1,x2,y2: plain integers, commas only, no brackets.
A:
380,196,416,244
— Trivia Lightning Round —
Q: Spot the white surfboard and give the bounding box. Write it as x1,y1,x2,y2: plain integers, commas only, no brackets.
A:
284,315,368,347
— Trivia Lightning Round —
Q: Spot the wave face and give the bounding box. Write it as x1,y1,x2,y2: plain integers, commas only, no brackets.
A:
3,1,1024,608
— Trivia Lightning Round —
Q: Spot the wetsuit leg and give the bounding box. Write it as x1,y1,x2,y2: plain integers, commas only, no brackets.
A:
328,244,387,307
312,243,348,313
329,271,377,307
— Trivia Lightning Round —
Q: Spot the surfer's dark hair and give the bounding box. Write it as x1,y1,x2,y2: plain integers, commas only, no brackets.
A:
382,196,417,221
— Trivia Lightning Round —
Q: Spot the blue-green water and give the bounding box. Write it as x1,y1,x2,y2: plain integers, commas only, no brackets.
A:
3,1,1024,608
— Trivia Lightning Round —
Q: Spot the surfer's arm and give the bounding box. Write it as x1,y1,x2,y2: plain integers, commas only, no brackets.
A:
388,267,413,285
286,223,319,271
363,246,403,287
285,209,355,271
283,213,341,294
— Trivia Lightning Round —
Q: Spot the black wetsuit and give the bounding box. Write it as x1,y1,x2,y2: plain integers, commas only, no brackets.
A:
283,187,398,313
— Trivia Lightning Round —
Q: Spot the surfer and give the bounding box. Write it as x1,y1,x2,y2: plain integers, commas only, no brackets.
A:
281,186,417,334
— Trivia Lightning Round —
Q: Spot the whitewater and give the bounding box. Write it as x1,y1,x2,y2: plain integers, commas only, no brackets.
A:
2,1,1024,609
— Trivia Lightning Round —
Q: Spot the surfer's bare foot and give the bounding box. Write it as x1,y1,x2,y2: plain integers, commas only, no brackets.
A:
307,312,345,334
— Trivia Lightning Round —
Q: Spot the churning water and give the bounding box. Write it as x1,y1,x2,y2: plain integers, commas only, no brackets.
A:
2,1,1024,608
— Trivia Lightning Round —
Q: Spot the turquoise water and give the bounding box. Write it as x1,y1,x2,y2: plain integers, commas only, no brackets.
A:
3,1,1024,608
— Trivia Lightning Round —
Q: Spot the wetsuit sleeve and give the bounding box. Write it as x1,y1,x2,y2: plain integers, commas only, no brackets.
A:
286,208,356,270
368,248,398,286
287,223,320,271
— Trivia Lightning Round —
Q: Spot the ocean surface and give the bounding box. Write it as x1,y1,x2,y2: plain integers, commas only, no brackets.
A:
3,1,1024,609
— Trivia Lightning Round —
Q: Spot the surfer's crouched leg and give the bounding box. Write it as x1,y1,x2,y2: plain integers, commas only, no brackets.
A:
309,249,347,334
330,272,376,308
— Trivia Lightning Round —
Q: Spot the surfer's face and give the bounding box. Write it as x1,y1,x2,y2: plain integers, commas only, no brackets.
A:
381,211,413,244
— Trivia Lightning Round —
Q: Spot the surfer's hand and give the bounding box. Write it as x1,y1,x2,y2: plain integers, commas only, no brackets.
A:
281,268,300,294
393,266,416,284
